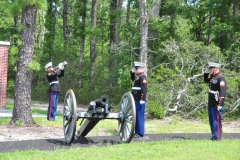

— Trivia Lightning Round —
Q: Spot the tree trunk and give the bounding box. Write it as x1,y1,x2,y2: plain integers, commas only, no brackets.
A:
231,0,239,71
36,10,45,49
89,0,98,82
11,5,37,124
150,0,162,17
207,9,213,45
108,0,118,96
126,0,130,23
109,0,117,49
78,0,87,88
63,0,70,56
117,0,122,44
219,12,226,52
232,0,238,44
139,0,148,71
44,1,57,61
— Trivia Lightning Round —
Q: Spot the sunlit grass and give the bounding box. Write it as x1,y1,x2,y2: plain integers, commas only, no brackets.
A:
5,103,61,116
1,103,240,159
1,104,240,134
1,140,240,160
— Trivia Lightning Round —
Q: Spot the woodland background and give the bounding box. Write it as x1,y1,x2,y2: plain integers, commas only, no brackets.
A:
0,0,240,124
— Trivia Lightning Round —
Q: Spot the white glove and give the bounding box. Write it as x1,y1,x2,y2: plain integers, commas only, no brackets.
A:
140,100,145,105
217,106,223,111
58,63,64,70
204,68,209,73
131,67,136,73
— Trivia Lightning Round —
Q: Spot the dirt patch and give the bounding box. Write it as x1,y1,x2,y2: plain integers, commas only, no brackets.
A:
0,124,64,141
0,123,112,142
0,119,239,142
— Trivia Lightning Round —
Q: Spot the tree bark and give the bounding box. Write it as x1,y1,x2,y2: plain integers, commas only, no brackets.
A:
109,0,118,49
11,5,37,124
139,0,148,71
126,0,130,23
232,0,238,44
207,9,213,45
117,0,122,44
44,1,57,61
219,12,226,52
63,0,70,56
150,0,162,17
231,0,239,71
78,0,87,88
108,0,118,96
89,0,97,82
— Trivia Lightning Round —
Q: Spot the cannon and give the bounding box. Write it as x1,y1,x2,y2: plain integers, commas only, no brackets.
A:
63,89,136,144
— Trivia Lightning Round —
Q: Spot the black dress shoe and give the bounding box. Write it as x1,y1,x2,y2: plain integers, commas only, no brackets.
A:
134,134,143,138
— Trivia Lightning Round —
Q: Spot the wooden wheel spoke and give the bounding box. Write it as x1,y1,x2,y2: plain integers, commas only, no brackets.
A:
63,90,77,144
64,125,69,135
123,123,130,140
118,122,122,132
118,92,136,143
64,120,70,127
124,118,132,124
123,122,131,133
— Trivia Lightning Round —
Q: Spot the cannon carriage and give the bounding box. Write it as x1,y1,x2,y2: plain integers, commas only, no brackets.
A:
63,89,136,144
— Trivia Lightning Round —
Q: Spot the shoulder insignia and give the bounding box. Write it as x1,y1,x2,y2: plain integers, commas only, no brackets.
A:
220,80,225,87
142,79,147,84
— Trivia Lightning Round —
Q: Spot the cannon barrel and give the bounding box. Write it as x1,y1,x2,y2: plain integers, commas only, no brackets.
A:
88,96,109,114
89,96,109,108
94,96,108,107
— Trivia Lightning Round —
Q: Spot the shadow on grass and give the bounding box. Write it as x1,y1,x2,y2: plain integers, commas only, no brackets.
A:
46,136,121,148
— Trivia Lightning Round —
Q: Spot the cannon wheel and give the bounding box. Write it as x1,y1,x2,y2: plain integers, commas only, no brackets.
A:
63,89,77,144
118,92,136,143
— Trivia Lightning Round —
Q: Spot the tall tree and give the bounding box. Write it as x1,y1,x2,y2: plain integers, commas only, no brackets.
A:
108,0,118,96
74,0,87,89
126,0,131,23
62,0,70,55
89,0,98,82
232,0,239,44
207,1,213,45
116,0,123,44
44,0,58,61
139,0,148,68
109,0,118,49
150,0,162,17
11,0,45,124
218,0,231,52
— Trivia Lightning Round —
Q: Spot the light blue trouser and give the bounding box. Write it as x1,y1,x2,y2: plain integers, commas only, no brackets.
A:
47,91,59,120
135,102,146,136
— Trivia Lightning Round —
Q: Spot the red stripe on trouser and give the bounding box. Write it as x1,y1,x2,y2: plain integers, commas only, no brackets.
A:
216,111,220,139
48,92,53,119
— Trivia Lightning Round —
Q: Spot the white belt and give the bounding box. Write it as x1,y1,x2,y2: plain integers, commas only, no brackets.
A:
132,87,141,90
209,90,218,94
49,81,59,85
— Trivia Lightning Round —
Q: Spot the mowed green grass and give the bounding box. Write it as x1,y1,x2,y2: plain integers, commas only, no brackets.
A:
1,104,240,159
1,140,240,160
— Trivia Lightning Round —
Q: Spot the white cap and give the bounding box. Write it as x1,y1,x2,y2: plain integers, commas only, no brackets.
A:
208,62,221,68
134,62,145,67
44,62,52,70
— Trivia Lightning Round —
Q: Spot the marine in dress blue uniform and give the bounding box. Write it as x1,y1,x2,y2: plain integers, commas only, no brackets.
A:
44,62,65,121
130,62,148,138
204,62,227,140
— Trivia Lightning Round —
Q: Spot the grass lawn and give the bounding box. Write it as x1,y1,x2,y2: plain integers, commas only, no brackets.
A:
1,140,240,160
0,104,240,159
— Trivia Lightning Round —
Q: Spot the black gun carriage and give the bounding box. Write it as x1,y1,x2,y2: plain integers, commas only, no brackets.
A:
63,89,136,144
